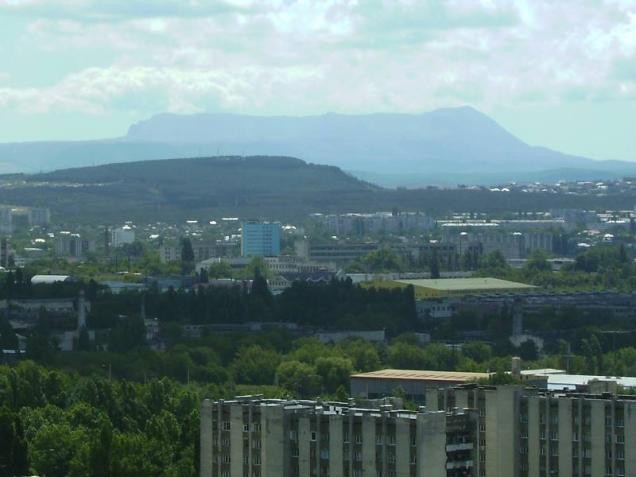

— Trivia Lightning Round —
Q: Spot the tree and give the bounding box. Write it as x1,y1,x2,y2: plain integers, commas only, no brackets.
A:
231,346,281,385
337,339,381,372
517,339,539,361
525,251,552,275
180,238,195,275
462,342,492,363
0,407,29,476
479,251,508,276
355,249,404,273
0,316,18,350
315,356,353,394
207,262,233,279
387,342,427,369
276,361,322,398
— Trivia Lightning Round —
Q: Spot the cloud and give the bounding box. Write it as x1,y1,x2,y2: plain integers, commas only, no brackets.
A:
1,0,635,120
0,0,254,21
0,65,323,115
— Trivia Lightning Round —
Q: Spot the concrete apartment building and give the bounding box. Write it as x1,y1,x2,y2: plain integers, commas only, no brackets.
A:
110,225,135,248
0,205,50,234
160,241,239,263
241,221,281,257
55,231,95,259
313,212,434,236
200,396,479,477
295,239,379,264
427,385,636,477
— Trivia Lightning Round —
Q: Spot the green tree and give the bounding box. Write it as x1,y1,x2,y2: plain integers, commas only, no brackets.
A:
276,361,322,398
180,238,195,275
315,356,354,394
517,339,539,361
207,262,233,279
231,346,281,385
0,407,29,477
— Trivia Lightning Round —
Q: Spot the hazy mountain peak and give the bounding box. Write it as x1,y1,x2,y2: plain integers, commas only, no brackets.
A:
1,106,634,185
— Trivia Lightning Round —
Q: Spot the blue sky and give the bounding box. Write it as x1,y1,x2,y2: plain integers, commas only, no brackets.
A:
0,0,635,161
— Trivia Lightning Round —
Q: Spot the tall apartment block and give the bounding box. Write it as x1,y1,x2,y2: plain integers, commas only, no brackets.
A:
200,396,479,477
241,221,281,257
427,385,636,477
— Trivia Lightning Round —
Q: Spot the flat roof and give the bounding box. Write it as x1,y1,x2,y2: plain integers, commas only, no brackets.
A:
522,369,636,389
394,277,535,292
351,369,489,382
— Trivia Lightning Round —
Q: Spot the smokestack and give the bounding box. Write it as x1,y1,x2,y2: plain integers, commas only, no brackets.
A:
511,356,521,379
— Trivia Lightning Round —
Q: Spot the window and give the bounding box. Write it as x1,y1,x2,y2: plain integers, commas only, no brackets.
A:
311,431,317,442
223,421,231,431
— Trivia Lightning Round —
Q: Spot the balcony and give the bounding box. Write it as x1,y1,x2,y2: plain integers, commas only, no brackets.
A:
446,443,474,452
446,460,474,470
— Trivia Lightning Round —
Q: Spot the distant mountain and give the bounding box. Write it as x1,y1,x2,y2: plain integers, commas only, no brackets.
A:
1,107,636,185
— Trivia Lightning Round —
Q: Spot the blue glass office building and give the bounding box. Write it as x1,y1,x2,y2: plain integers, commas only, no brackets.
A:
241,221,281,257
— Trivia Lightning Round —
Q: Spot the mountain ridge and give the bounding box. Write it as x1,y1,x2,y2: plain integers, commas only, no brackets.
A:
1,106,635,185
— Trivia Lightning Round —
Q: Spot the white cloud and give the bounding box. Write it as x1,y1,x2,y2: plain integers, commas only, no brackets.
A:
0,0,635,118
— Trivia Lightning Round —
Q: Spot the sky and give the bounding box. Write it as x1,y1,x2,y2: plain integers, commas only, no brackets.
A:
0,0,635,161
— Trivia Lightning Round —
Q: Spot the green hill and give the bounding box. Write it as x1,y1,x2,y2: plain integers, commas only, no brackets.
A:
2,155,636,225
1,156,378,223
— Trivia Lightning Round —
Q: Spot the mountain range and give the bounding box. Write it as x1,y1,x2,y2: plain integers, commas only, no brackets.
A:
1,106,635,185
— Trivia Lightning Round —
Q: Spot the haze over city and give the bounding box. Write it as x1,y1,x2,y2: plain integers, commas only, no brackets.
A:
4,2,636,477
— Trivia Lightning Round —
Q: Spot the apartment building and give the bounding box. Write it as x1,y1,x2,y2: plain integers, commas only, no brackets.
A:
296,239,379,264
110,225,135,248
427,385,636,477
241,221,281,257
55,231,95,259
160,241,239,263
200,396,479,477
313,212,434,236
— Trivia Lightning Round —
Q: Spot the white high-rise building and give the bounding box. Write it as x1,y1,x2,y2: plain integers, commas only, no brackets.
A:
111,225,135,248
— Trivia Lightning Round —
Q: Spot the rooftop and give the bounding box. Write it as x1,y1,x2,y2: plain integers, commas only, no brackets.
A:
351,369,489,382
394,277,535,293
521,369,636,390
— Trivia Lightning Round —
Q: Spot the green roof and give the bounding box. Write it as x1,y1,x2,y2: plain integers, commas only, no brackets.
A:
394,277,535,292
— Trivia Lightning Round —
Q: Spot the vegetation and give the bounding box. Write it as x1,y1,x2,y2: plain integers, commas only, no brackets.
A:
4,157,636,224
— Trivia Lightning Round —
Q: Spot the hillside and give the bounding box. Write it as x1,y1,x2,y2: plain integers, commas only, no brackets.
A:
3,155,636,224
0,156,379,223
2,107,635,185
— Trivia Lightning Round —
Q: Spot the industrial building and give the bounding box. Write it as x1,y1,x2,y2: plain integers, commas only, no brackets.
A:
200,396,479,477
394,278,535,298
351,369,489,402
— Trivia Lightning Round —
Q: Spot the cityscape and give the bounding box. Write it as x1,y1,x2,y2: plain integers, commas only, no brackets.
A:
2,1,636,477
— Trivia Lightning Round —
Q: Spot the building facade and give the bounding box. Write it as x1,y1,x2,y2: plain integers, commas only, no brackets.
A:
427,385,636,477
160,241,239,263
111,225,135,248
241,221,281,257
296,240,379,264
55,232,94,259
200,396,479,477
